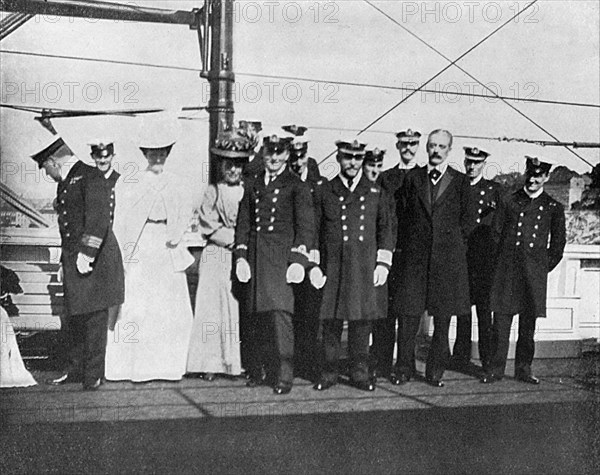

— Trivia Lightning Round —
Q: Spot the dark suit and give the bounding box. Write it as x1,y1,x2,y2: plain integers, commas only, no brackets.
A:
234,167,315,385
57,161,124,386
392,166,476,381
452,178,504,370
488,189,566,377
313,174,394,383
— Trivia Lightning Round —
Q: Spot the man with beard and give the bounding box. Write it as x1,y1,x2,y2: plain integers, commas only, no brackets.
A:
483,156,566,384
234,133,315,395
392,129,475,387
371,129,422,382
451,147,504,374
311,140,393,392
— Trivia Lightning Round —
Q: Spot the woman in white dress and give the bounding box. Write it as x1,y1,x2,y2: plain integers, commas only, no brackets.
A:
105,132,194,382
186,129,255,380
1,266,37,388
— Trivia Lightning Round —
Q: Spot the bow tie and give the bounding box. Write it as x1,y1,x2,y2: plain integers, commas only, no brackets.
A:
429,169,441,182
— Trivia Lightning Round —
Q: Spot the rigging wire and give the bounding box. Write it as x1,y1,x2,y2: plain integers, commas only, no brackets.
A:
0,49,598,110
364,0,593,168
3,102,597,152
314,0,540,164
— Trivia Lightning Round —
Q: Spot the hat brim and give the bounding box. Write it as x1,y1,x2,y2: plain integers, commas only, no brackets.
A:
211,148,252,159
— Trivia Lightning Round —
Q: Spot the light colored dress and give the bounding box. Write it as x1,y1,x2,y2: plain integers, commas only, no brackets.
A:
1,307,37,388
186,183,244,375
105,170,194,382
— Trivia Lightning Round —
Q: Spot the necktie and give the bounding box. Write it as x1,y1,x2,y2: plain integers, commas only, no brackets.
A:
429,169,441,182
348,178,354,189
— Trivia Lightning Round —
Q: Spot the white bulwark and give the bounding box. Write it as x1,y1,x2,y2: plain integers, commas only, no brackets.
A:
2,225,599,358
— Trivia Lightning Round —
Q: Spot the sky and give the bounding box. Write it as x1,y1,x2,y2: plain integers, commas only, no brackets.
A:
1,0,599,203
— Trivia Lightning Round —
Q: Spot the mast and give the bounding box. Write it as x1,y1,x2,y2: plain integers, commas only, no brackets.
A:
200,0,235,184
1,0,236,183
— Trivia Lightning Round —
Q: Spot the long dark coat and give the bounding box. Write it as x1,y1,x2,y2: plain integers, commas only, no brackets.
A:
490,189,566,318
314,175,394,321
234,168,315,315
391,166,476,317
57,161,124,317
467,178,504,305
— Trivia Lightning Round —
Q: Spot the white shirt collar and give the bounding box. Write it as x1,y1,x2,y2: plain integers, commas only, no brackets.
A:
427,161,448,184
300,166,308,182
264,164,286,185
398,160,417,170
104,168,114,179
470,174,483,186
523,186,544,199
339,169,362,192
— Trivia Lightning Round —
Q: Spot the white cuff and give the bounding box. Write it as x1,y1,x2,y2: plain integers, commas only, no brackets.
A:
376,249,393,266
309,249,321,265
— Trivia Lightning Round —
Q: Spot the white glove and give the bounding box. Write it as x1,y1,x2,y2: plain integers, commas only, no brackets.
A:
373,264,389,287
286,262,305,284
236,258,251,283
309,266,327,290
76,253,93,275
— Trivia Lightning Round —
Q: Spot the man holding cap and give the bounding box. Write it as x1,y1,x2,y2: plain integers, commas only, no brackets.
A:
311,139,393,392
33,132,124,391
483,156,566,384
234,132,315,395
451,147,504,374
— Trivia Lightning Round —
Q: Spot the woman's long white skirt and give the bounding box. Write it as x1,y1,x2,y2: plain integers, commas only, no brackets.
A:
105,223,193,382
186,244,241,375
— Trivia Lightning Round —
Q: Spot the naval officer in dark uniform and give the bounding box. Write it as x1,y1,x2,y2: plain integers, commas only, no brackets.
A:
283,125,324,382
451,147,504,373
311,140,394,392
33,137,124,390
482,156,566,384
234,133,316,395
371,129,422,382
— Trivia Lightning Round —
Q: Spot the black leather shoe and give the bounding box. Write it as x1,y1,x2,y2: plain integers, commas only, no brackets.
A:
313,379,336,391
351,380,376,392
46,373,82,386
515,373,540,385
273,383,292,395
201,373,216,382
480,373,502,384
426,378,444,388
389,373,411,385
83,378,103,391
246,377,266,388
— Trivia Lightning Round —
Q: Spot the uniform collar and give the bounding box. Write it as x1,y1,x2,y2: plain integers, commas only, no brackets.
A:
470,174,483,186
523,186,544,199
264,164,287,185
59,155,80,181
339,169,363,192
